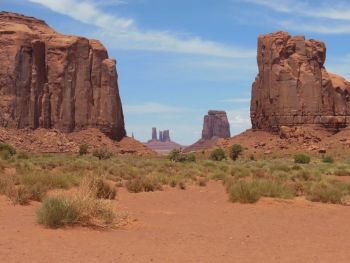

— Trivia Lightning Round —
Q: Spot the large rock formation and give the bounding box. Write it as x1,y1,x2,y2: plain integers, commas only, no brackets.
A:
0,12,125,140
144,127,183,154
202,111,231,139
184,110,230,152
251,31,350,132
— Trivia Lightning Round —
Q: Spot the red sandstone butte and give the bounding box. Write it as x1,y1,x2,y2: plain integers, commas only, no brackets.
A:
0,12,125,140
251,31,350,132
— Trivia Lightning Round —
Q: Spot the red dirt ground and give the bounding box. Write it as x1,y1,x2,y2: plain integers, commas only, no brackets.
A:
1,181,350,263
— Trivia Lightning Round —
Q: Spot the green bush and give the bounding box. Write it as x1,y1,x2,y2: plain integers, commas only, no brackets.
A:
322,155,334,163
79,144,89,156
92,148,113,160
37,197,79,228
0,143,16,156
209,148,226,161
168,150,196,162
294,154,311,164
229,144,244,161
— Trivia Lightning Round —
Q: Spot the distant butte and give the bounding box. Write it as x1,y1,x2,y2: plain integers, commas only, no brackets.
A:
144,127,184,154
184,110,230,152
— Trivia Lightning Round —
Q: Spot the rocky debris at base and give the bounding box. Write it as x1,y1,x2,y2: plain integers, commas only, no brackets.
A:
0,128,154,155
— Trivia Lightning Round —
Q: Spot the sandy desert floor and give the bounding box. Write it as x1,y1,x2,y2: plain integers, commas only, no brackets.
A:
1,181,350,263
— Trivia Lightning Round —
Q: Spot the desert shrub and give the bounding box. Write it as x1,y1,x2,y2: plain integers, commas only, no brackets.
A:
92,148,113,160
6,185,31,205
37,197,79,228
27,183,48,201
228,179,294,204
0,143,16,156
168,150,196,162
20,171,80,190
197,177,208,187
209,148,226,161
37,181,116,228
294,154,311,164
334,168,350,177
17,152,29,159
95,180,116,200
229,144,244,161
322,155,334,163
229,181,261,203
79,144,89,156
126,177,162,193
249,155,256,161
306,181,347,204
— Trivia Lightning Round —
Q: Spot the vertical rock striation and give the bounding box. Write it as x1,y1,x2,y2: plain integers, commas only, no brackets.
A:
0,12,126,140
251,31,350,132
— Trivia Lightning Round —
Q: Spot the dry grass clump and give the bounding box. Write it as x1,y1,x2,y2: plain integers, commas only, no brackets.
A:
37,177,116,228
228,179,294,204
126,176,162,193
305,180,349,204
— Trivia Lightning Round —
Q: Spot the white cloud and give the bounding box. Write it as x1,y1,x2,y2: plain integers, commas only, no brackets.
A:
240,0,350,35
29,0,254,58
278,20,350,35
124,102,191,114
243,0,350,21
227,108,251,135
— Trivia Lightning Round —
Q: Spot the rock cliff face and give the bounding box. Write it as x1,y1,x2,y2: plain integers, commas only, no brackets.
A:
0,12,125,140
202,111,231,140
251,31,350,132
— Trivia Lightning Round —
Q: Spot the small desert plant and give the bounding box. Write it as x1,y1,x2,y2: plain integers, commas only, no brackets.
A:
0,143,16,156
27,183,48,202
229,144,244,161
322,155,334,163
79,144,89,156
6,185,31,205
37,196,79,228
209,148,226,161
92,148,113,160
294,154,311,164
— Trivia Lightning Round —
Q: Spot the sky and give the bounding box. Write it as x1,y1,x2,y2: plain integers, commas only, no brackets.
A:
1,0,350,145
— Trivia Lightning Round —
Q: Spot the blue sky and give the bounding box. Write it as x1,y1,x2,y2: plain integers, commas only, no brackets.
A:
1,0,350,144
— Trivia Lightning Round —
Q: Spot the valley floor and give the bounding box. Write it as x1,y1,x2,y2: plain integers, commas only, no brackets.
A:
1,181,350,263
